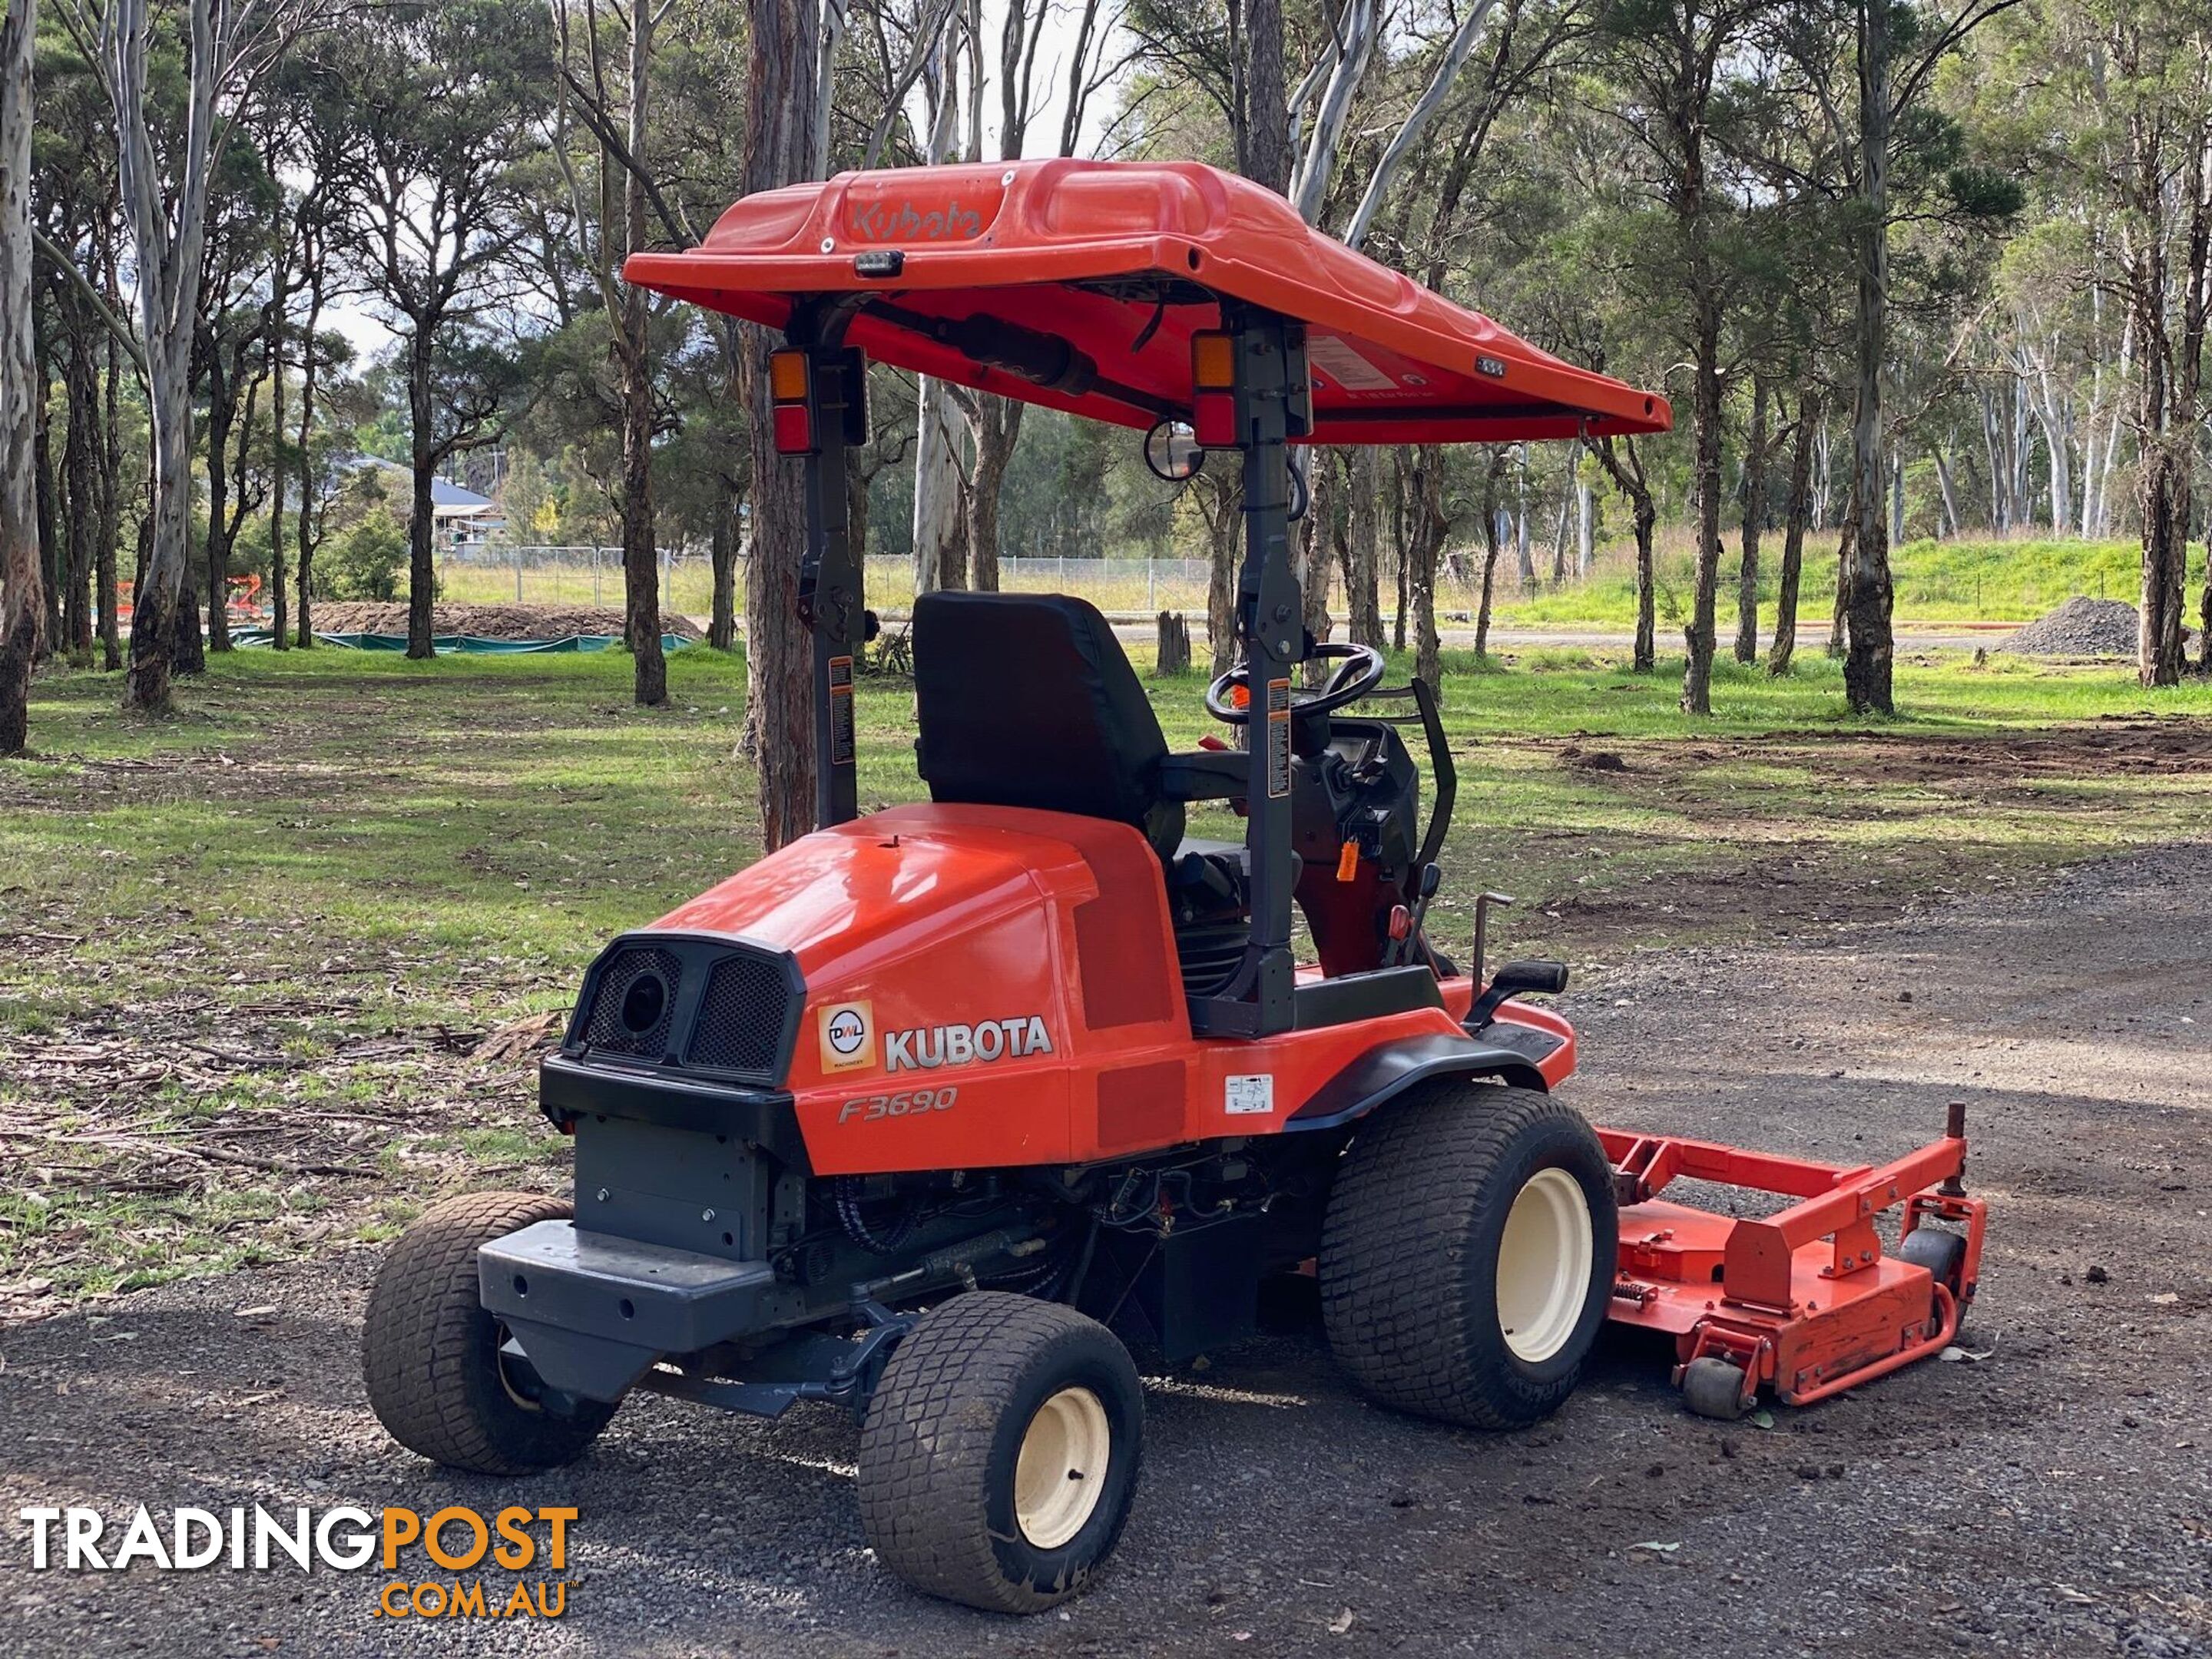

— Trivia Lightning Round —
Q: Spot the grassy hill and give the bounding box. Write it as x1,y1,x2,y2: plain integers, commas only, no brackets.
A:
1488,531,2162,629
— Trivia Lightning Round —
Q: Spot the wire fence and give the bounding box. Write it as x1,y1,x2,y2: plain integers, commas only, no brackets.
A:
438,546,1511,624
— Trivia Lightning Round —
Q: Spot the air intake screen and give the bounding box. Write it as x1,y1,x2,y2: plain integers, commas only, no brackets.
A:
582,945,684,1057
687,951,793,1075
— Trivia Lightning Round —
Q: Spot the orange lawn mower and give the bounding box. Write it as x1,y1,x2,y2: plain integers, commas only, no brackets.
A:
361,161,1988,1613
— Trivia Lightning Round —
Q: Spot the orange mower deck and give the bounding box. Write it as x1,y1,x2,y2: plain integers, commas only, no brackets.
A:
1598,1107,1987,1416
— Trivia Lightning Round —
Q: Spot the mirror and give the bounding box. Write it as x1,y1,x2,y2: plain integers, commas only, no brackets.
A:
1143,419,1204,483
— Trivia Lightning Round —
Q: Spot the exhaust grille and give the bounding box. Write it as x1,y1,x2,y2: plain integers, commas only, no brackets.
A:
581,945,684,1058
687,950,794,1075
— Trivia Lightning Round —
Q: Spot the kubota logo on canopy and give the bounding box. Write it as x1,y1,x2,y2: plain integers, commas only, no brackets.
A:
886,1016,1052,1073
847,197,986,243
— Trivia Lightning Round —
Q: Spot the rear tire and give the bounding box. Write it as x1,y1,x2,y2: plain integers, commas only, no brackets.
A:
363,1191,617,1475
1320,1083,1618,1430
858,1292,1143,1613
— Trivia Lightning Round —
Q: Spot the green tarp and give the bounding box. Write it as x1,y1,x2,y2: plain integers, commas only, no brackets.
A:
231,630,693,654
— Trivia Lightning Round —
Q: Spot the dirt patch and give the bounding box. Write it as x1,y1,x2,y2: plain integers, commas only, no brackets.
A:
3,849,2207,1656
312,601,705,641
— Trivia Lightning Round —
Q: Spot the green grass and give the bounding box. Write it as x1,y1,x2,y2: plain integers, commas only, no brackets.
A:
1484,531,2179,630
3,638,2209,1312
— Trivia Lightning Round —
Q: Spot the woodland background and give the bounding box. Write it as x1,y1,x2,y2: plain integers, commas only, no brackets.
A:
0,0,2207,848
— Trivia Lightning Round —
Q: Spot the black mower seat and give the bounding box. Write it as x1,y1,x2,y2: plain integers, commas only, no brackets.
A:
913,591,1185,863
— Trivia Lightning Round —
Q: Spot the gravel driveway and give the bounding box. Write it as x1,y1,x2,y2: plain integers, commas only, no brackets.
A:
4,847,2208,1657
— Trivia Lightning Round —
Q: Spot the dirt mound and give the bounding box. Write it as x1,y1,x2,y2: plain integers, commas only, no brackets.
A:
312,601,704,642
1997,595,2139,657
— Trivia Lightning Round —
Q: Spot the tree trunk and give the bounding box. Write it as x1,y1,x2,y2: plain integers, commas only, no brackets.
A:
1768,389,1819,677
96,311,121,670
2137,448,2189,686
294,231,323,649
32,355,53,656
1203,472,1240,675
203,346,234,654
1845,0,1895,714
1343,446,1382,646
60,296,98,657
1244,0,1290,194
266,261,288,650
621,0,667,707
620,324,665,701
742,0,822,851
1631,498,1656,674
967,395,1019,592
1734,374,1768,664
0,0,36,754
1681,291,1724,715
172,530,205,674
1591,435,1656,674
1406,445,1447,689
911,377,965,593
1827,504,1856,659
1475,451,1504,661
709,481,739,651
1512,450,1534,589
406,331,437,660
1299,453,1337,670
1153,610,1190,675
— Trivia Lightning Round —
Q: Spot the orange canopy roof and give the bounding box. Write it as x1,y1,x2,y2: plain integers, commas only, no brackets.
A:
624,160,1672,446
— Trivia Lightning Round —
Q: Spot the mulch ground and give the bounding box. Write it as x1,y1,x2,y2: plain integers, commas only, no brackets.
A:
311,601,706,641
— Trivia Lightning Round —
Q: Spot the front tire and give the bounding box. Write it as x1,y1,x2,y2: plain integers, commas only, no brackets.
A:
363,1190,617,1475
1320,1084,1618,1429
857,1292,1144,1613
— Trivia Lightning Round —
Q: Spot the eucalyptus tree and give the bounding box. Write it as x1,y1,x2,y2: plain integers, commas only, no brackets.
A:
1992,0,2212,683
1827,0,2024,710
1591,0,1779,714
46,0,333,711
313,0,551,659
743,0,823,850
0,0,36,757
546,0,684,705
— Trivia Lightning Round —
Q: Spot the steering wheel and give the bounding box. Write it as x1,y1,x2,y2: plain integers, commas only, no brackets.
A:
1205,642,1388,725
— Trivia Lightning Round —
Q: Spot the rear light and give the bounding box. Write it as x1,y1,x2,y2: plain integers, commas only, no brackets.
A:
770,349,815,454
1190,330,1238,447
1191,330,1235,389
1193,390,1236,448
773,403,813,455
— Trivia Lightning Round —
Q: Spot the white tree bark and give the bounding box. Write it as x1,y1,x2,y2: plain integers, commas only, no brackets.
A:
0,0,37,753
1288,0,1376,224
813,0,846,175
1342,0,1498,250
909,14,965,593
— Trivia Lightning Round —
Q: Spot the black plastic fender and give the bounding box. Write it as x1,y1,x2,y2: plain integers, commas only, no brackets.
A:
1283,1028,1559,1134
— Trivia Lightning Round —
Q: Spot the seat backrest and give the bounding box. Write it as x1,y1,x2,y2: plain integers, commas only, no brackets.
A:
912,591,1184,859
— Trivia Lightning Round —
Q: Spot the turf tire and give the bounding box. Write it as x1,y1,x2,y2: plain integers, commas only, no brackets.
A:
363,1190,617,1475
1320,1082,1617,1430
858,1292,1143,1614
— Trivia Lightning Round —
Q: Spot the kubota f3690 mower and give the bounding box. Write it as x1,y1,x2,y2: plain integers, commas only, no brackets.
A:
363,161,1987,1614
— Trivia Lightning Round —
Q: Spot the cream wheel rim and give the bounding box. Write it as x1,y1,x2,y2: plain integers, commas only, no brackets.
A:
1496,1167,1594,1363
1013,1386,1111,1549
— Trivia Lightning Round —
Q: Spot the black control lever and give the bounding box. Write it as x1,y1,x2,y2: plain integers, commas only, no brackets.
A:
1467,959,1570,1031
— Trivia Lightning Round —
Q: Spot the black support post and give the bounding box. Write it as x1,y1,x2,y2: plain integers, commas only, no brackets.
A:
1192,306,1308,1038
796,332,863,830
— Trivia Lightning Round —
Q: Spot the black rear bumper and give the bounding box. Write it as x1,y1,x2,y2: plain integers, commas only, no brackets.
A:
482,1220,793,1402
538,1051,810,1169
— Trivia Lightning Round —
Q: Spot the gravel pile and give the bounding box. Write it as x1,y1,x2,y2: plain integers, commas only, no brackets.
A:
1997,595,2140,657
